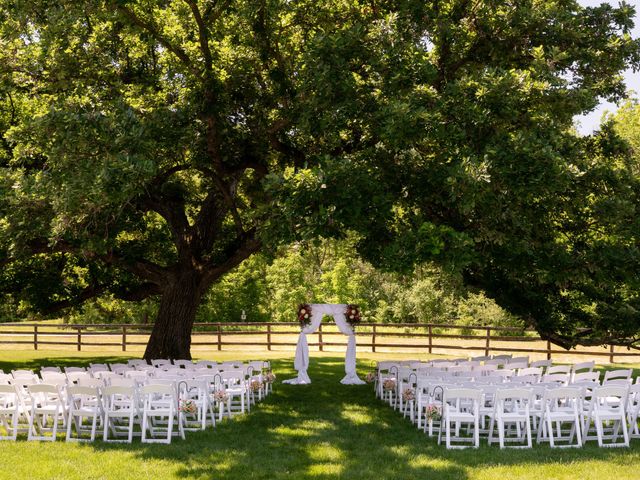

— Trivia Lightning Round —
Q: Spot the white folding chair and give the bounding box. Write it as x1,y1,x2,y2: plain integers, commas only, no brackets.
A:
102,385,141,443
626,383,640,439
27,384,65,441
583,385,629,447
488,388,533,448
221,370,247,417
438,388,481,449
0,384,20,440
140,383,184,444
66,385,103,442
178,379,216,431
536,387,583,448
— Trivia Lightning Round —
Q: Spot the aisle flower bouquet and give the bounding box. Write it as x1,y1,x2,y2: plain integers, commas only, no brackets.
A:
265,372,276,383
382,378,396,391
402,388,415,402
213,389,228,403
297,304,312,328
345,304,361,327
250,379,262,393
179,399,197,415
425,404,441,422
365,371,376,383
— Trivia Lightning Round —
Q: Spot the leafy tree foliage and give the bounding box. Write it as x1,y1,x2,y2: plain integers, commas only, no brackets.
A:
0,1,638,357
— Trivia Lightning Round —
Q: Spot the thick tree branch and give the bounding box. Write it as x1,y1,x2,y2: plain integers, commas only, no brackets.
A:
184,0,213,73
115,3,199,77
202,230,261,285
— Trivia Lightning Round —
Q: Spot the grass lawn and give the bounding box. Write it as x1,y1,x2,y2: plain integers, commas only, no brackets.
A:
1,350,639,480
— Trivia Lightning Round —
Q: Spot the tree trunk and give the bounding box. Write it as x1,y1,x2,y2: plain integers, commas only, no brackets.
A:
143,269,204,360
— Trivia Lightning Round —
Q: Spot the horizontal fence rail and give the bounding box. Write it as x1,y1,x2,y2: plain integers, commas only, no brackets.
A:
0,322,637,363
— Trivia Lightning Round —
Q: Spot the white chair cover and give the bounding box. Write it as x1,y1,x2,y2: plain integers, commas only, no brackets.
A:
283,304,365,385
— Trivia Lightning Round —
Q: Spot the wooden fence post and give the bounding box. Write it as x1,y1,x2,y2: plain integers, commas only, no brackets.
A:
484,327,491,357
609,344,615,364
267,324,272,351
318,323,323,351
372,325,377,353
217,325,222,351
76,327,82,352
428,326,433,355
34,325,38,351
122,326,127,352
546,340,552,360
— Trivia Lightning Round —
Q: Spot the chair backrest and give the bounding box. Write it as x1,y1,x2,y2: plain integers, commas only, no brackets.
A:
127,359,149,368
492,354,513,361
495,387,533,402
593,385,628,411
547,365,571,375
40,366,62,374
572,361,595,374
77,377,103,388
174,360,194,369
543,386,582,402
573,371,600,384
108,377,136,387
517,367,542,377
530,359,552,369
603,369,632,382
140,383,175,396
108,363,128,371
40,372,67,386
66,371,91,384
67,385,101,399
470,355,492,362
151,359,172,368
12,369,34,377
89,364,109,374
64,367,87,374
0,384,18,402
196,360,218,369
443,388,482,402
510,375,538,385
541,373,569,385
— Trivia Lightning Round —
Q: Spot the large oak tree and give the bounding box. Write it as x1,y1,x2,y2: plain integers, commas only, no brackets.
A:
0,0,639,358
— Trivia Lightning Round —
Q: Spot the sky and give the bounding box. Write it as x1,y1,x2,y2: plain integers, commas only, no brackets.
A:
574,0,640,135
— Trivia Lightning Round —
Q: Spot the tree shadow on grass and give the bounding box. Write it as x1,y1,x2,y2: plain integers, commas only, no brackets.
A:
79,357,639,480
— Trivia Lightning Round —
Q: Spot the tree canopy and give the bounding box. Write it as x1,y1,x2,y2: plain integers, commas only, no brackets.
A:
0,0,639,358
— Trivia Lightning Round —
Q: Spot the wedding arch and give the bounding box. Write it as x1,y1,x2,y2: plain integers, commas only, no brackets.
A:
283,304,366,385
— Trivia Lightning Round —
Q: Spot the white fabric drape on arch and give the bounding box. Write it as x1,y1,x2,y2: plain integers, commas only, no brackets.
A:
283,304,366,385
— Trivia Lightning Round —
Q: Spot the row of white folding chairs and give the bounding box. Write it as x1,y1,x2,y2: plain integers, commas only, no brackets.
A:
435,384,638,449
386,376,640,449
0,372,267,443
0,381,187,443
375,361,609,408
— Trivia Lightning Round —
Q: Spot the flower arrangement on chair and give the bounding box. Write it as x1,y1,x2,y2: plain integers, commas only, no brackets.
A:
382,378,396,391
179,398,197,415
213,389,228,403
365,371,376,383
297,304,312,328
425,404,442,422
345,304,361,327
402,388,415,402
250,379,262,393
264,372,276,383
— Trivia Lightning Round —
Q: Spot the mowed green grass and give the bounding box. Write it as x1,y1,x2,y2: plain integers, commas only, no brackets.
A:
1,351,640,480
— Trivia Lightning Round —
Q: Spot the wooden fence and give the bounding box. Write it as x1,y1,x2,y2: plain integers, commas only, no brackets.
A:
0,322,638,363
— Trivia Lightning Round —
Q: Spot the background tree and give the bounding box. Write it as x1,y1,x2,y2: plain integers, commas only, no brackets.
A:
0,1,638,358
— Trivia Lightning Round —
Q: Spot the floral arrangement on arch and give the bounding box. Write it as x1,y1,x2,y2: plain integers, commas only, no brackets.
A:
179,398,197,415
345,304,361,327
297,304,312,328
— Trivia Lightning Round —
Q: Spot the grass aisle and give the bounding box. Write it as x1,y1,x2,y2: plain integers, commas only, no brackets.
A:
1,354,640,479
